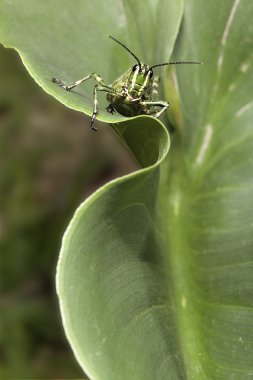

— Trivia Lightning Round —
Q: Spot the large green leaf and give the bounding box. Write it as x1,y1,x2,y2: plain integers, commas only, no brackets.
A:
166,1,253,378
0,0,183,124
1,0,252,379
58,116,171,380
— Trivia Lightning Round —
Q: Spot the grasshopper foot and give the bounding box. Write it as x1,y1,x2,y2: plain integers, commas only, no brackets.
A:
51,77,72,91
106,104,115,114
91,114,98,131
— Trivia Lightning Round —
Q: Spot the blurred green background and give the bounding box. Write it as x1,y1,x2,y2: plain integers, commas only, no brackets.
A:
0,44,138,379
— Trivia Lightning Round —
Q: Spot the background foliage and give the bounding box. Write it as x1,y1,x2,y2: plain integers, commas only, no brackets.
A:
0,44,136,378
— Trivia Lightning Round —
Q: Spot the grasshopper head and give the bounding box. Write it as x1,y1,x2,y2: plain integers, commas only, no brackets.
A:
130,63,153,88
109,36,153,83
108,36,202,88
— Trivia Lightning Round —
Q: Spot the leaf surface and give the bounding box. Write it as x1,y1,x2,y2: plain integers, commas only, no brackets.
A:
166,0,253,378
0,0,183,123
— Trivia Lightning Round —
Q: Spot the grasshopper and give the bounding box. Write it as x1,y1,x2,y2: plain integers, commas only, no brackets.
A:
52,36,201,131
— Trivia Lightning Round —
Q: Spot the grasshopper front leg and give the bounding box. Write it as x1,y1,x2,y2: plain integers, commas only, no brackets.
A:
91,85,117,131
141,100,170,118
51,73,109,91
52,73,115,131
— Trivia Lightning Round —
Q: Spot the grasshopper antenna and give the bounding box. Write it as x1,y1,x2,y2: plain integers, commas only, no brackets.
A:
109,35,141,66
151,61,203,69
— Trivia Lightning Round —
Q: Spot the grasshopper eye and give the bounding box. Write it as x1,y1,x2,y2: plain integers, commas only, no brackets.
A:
149,69,153,78
132,64,139,72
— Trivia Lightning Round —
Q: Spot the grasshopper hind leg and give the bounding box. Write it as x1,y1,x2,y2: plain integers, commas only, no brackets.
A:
144,75,170,118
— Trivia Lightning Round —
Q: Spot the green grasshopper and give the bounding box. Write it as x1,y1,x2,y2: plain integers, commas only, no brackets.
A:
52,36,201,131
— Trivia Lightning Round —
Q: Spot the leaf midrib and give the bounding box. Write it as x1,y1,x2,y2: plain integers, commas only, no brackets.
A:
164,141,207,380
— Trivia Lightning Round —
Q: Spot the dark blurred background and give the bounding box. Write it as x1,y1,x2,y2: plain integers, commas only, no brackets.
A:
0,44,138,379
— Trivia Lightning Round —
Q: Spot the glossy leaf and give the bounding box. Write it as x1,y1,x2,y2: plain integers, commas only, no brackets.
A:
58,116,171,380
0,0,183,124
165,0,253,378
